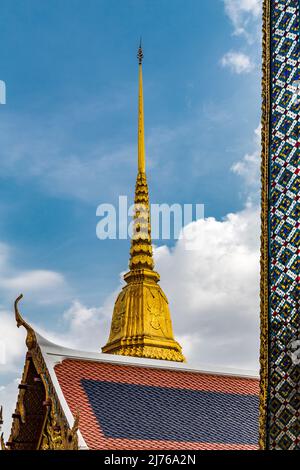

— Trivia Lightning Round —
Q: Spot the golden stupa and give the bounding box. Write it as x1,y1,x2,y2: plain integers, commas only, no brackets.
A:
102,44,184,362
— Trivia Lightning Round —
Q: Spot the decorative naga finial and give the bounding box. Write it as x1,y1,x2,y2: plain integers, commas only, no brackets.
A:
137,38,143,64
14,294,37,350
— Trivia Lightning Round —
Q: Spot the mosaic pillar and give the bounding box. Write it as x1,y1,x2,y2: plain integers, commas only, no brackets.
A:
259,0,300,451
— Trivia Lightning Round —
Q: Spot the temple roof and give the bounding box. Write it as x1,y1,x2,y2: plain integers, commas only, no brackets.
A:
5,294,259,450
12,329,259,450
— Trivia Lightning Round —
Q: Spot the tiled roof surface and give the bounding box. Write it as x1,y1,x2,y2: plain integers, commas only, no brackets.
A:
54,359,259,450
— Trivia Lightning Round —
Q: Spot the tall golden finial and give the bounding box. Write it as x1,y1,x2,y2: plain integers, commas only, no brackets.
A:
137,39,145,174
128,40,153,271
102,44,184,362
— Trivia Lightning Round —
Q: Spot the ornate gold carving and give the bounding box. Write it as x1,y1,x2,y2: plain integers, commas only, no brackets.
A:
40,408,79,450
102,47,184,362
112,345,184,362
103,269,185,361
129,172,154,271
0,434,6,450
33,345,79,450
8,356,31,447
259,0,271,451
148,290,162,331
9,415,20,442
16,373,27,426
111,292,126,335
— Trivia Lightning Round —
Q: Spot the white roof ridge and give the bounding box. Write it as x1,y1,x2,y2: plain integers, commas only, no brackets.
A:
35,331,259,379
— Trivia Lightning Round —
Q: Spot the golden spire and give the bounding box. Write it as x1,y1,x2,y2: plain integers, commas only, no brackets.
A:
129,40,154,272
137,40,145,173
102,44,184,362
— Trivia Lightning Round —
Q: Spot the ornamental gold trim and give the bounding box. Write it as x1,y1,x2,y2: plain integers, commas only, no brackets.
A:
40,408,79,450
259,0,271,451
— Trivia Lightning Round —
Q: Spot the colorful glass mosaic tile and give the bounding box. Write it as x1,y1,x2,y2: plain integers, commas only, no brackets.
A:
268,0,300,451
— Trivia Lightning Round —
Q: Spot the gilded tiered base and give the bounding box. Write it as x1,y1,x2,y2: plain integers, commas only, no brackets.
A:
102,269,185,362
108,345,184,362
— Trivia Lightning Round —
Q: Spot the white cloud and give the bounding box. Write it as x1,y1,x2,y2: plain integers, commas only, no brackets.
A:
1,270,64,292
0,243,72,442
155,205,260,370
60,298,113,350
0,241,69,306
0,378,21,440
223,0,262,41
221,51,254,74
232,151,259,184
0,245,73,440
231,125,261,200
0,310,26,373
0,238,70,417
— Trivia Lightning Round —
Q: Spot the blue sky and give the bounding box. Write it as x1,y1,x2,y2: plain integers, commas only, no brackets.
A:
0,0,260,304
0,1,262,427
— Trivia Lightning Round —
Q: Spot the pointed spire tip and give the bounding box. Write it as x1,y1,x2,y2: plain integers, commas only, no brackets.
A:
137,38,143,65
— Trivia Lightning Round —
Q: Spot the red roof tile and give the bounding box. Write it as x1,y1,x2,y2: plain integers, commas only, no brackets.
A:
54,359,259,450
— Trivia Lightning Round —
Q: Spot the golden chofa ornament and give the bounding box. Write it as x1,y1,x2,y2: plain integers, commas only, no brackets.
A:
102,44,184,362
